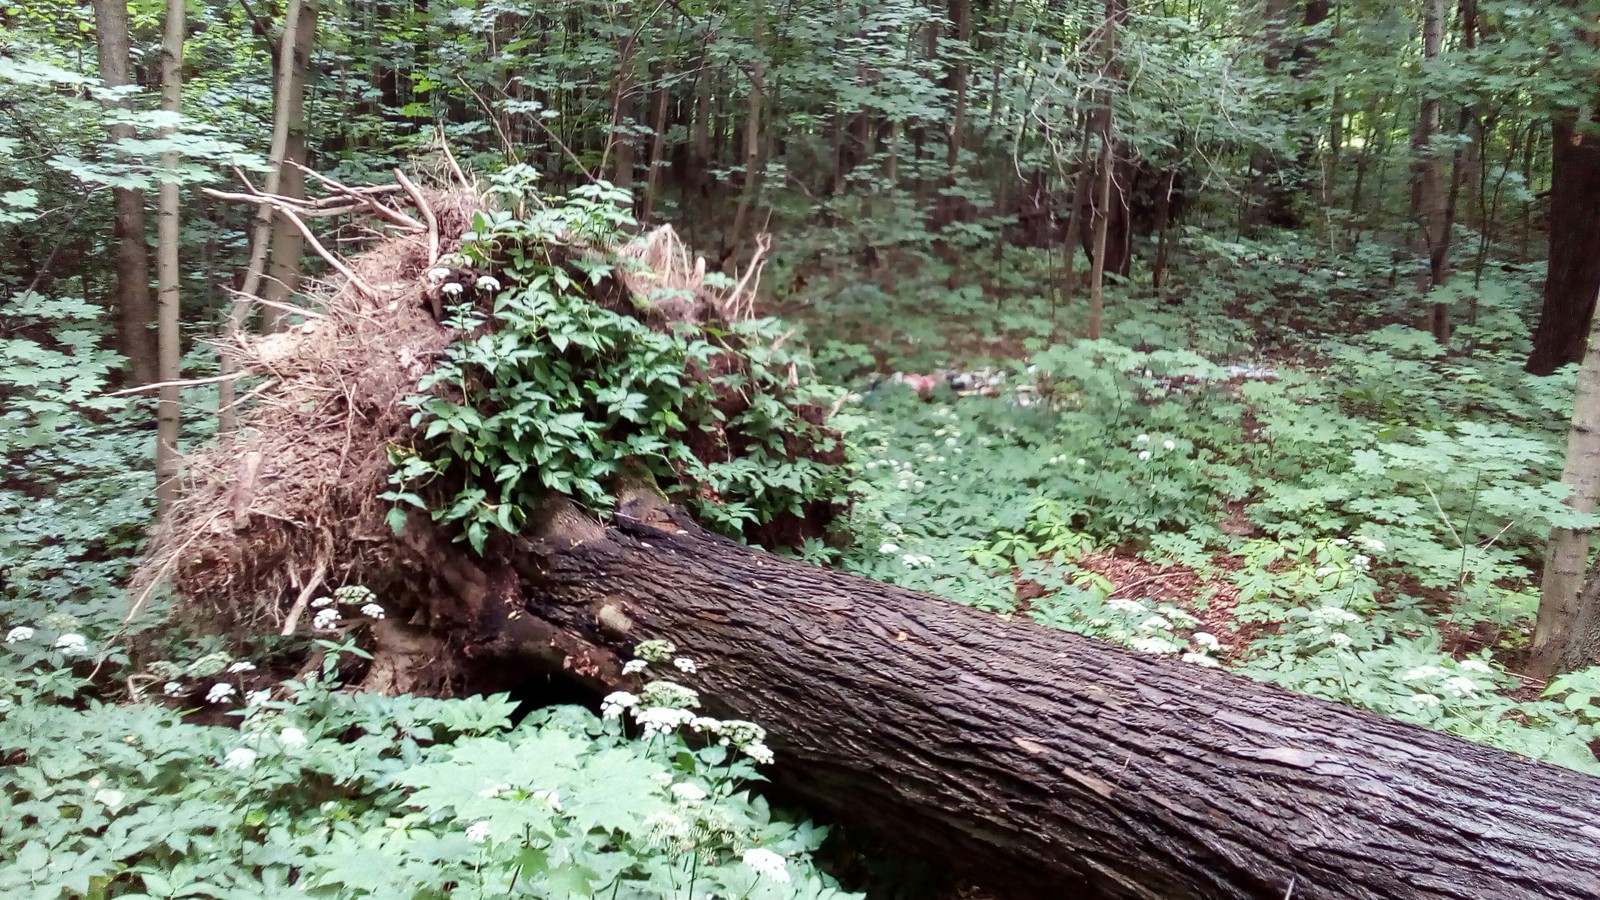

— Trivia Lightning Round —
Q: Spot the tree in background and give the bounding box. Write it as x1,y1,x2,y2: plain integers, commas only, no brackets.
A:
156,0,185,512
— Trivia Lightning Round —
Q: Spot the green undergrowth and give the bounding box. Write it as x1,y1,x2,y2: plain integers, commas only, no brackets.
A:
789,232,1600,773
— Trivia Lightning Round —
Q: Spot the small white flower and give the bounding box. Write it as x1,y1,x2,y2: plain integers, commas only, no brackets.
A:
743,848,790,883
1131,636,1182,656
1458,659,1492,674
477,781,510,799
635,706,695,738
5,626,35,643
623,659,648,675
221,747,257,771
1442,676,1478,697
1314,566,1335,577
532,789,562,812
206,683,237,704
1329,633,1353,649
674,657,697,674
670,782,708,803
1107,598,1146,615
54,633,88,655
1330,538,1350,546
465,821,490,844
1354,536,1386,552
279,727,308,749
689,716,721,732
1193,632,1220,651
1182,652,1221,668
879,542,901,554
1310,606,1359,625
1402,665,1443,683
1138,450,1152,461
1409,693,1442,708
1163,440,1176,450
1076,458,1087,466
743,741,775,765
163,681,183,696
601,691,637,720
945,437,957,446
1135,434,1150,443
246,689,271,706
427,267,451,284
310,595,335,608
360,603,386,620
474,275,501,292
441,282,464,296
227,661,256,674
94,788,126,808
313,608,340,631
1351,554,1371,571
1138,615,1172,632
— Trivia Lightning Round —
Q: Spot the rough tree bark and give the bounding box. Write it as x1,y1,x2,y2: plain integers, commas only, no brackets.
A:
406,501,1600,900
1526,114,1600,376
92,0,159,385
1530,280,1600,677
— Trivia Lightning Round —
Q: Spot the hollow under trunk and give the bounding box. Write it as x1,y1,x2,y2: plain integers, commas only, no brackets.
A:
376,500,1600,900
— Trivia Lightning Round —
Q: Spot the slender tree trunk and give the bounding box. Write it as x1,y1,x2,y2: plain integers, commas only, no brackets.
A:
92,0,159,386
725,0,765,265
261,0,321,333
156,0,185,514
1410,0,1449,340
1526,116,1600,375
1530,282,1600,678
1151,169,1176,293
1087,131,1113,340
640,65,671,223
219,0,308,435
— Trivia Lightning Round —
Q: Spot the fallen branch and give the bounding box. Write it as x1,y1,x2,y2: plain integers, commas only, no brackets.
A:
201,188,380,298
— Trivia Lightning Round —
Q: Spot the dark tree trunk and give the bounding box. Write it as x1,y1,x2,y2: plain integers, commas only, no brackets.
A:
1527,116,1600,375
399,503,1600,900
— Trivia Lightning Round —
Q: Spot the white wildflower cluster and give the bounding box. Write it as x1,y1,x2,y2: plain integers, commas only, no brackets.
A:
670,782,708,803
465,821,491,844
901,553,934,568
227,661,256,674
5,625,35,643
673,657,697,674
54,633,89,656
1106,597,1146,615
601,691,638,720
360,603,386,620
206,683,237,704
622,659,649,676
879,542,901,554
1131,636,1183,656
741,847,791,884
637,706,696,738
221,747,257,772
633,640,677,663
312,607,340,631
1309,606,1359,626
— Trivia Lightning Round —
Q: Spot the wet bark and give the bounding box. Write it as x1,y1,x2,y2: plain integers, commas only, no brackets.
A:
408,505,1600,900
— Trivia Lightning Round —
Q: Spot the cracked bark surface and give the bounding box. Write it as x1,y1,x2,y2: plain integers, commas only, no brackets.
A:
464,509,1600,899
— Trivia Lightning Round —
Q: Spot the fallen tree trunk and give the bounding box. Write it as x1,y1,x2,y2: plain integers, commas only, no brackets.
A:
452,502,1600,900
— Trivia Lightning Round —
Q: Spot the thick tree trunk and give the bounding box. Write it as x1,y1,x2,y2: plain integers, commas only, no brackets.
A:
1530,282,1600,677
1526,116,1600,375
451,507,1600,900
92,0,159,385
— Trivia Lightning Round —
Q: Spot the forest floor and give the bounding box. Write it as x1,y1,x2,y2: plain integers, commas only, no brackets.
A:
769,232,1600,773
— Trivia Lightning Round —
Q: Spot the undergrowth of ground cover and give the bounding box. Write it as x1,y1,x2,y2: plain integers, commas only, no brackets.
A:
795,233,1600,772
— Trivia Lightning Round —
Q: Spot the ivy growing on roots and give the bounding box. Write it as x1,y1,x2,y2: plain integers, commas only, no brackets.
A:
383,176,848,553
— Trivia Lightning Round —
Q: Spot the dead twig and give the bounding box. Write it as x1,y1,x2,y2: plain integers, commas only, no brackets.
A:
202,188,380,297
107,370,248,396
394,168,439,268
279,559,329,635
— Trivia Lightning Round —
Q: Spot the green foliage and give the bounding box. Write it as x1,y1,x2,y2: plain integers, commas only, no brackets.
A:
0,624,855,899
388,180,845,552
